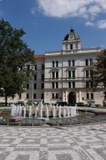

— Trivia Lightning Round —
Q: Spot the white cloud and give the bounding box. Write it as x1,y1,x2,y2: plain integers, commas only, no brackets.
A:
97,20,106,29
36,0,106,17
87,5,101,16
85,21,95,26
37,0,89,17
33,0,106,29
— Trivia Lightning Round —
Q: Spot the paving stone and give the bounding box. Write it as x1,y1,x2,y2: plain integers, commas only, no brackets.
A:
0,123,106,160
15,155,30,160
56,153,72,160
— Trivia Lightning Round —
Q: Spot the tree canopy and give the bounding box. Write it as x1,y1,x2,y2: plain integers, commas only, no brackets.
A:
92,49,106,101
0,19,35,105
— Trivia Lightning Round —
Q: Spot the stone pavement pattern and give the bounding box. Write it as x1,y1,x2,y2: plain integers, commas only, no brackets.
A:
0,123,106,160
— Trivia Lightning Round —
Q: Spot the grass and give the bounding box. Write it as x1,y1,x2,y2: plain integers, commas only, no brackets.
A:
0,110,11,119
0,106,11,107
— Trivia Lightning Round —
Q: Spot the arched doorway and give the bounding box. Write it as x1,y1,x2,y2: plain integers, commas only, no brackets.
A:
68,92,76,105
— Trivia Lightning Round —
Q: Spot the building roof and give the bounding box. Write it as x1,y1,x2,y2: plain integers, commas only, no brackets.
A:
64,28,80,41
34,54,45,59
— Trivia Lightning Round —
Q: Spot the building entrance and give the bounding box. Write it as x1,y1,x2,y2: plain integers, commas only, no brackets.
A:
68,92,76,105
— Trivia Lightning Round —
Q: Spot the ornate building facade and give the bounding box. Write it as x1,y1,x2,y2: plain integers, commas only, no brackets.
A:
0,28,104,105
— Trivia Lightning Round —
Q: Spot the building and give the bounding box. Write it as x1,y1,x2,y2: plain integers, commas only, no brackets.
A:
44,28,103,105
0,28,104,105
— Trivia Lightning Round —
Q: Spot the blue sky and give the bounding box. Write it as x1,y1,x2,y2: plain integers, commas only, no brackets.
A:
0,0,106,54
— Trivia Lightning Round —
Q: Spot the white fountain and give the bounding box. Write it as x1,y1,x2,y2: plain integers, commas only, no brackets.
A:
11,104,23,117
11,102,78,120
53,106,56,118
24,107,26,118
29,106,32,118
59,106,61,118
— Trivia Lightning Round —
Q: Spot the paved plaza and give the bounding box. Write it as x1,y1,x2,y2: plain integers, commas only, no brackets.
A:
0,123,106,160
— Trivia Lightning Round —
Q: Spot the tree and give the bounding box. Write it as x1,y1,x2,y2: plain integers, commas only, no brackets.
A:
91,49,106,103
0,19,35,105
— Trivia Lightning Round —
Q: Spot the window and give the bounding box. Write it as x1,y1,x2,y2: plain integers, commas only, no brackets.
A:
52,61,59,68
52,93,58,99
34,83,36,89
70,44,73,49
52,82,59,88
68,71,75,78
91,93,94,99
86,93,89,99
68,71,71,78
52,72,55,79
27,84,29,89
41,83,44,89
90,59,93,65
56,93,58,99
35,65,37,70
52,61,55,67
34,94,36,99
91,82,93,88
26,94,29,99
52,93,55,99
86,70,89,78
72,71,75,78
86,82,89,88
68,60,75,66
85,59,88,66
52,82,54,88
68,82,71,88
86,81,93,88
90,70,93,78
42,64,44,70
56,71,58,78
34,74,37,80
68,60,71,66
85,59,93,66
72,60,75,66
56,82,58,88
68,82,75,88
72,82,75,88
41,93,44,99
52,71,58,79
56,61,58,67
42,74,44,80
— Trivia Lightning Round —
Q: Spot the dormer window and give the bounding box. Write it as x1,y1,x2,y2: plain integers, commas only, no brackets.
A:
70,44,73,50
63,28,81,51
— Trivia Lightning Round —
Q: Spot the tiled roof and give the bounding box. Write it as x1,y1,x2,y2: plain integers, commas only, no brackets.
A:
34,54,45,59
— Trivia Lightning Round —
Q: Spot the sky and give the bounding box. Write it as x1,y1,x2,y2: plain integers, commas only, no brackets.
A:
0,0,106,54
